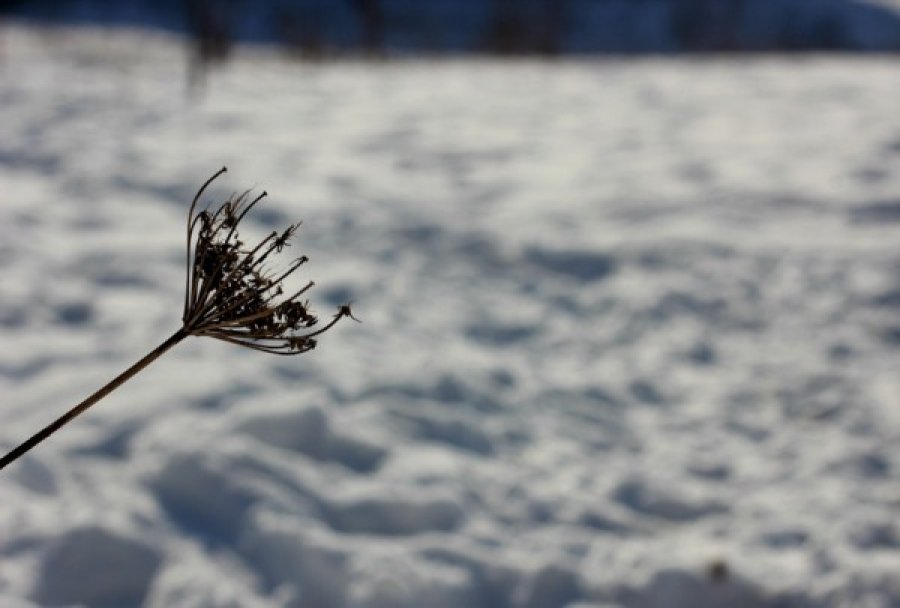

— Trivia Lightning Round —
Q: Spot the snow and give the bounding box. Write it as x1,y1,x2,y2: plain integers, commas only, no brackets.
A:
2,24,900,608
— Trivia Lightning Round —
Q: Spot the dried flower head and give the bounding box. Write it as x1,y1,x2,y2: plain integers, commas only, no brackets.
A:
182,167,356,354
0,167,358,472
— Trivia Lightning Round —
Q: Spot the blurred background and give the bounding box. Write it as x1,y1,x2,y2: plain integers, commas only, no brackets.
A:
2,1,900,608
4,0,900,55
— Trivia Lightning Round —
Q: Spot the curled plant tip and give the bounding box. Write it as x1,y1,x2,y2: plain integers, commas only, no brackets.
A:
0,168,352,471
182,167,347,354
338,303,362,323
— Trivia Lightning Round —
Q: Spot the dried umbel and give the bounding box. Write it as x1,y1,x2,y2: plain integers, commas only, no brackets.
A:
183,167,356,353
0,168,354,471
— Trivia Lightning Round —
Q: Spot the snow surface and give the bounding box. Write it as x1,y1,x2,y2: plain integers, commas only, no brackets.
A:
2,25,900,608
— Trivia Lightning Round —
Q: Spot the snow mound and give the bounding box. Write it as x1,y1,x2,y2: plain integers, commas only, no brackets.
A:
33,527,161,608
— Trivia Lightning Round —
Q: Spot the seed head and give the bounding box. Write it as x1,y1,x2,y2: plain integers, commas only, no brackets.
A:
181,167,354,354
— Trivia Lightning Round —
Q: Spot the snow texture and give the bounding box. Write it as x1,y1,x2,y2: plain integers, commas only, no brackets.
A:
2,24,900,608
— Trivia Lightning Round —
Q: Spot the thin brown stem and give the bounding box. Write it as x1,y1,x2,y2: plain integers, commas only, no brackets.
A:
298,310,347,338
204,334,313,355
0,329,189,471
185,167,227,319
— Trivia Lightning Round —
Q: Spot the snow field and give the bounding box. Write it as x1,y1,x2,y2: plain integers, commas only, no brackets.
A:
2,25,900,607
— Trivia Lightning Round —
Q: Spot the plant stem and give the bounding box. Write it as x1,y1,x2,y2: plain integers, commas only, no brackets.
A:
0,328,189,471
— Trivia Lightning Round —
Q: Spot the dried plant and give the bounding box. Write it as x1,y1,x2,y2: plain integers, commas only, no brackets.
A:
0,167,355,471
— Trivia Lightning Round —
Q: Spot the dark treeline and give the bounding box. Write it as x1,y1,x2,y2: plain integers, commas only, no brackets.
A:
4,0,900,56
